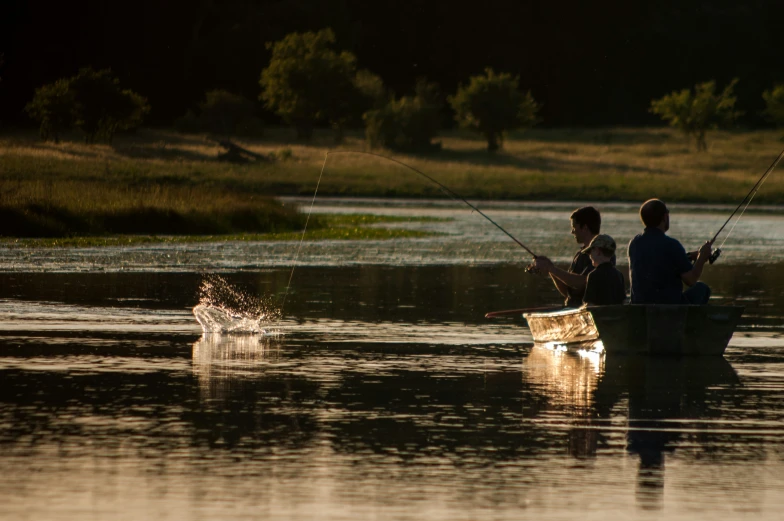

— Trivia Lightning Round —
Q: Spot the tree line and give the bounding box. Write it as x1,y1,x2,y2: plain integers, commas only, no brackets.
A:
26,29,784,153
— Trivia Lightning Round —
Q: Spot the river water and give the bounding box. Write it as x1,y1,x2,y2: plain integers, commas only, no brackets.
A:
0,199,783,520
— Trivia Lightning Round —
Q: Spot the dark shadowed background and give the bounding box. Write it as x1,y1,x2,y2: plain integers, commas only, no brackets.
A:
1,0,782,127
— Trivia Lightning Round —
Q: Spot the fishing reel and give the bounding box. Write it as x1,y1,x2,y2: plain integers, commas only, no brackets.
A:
709,248,722,265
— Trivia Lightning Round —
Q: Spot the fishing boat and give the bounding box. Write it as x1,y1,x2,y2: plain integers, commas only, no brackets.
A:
522,304,744,356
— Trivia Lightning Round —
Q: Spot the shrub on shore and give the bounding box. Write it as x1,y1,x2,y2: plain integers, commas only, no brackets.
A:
24,79,75,143
364,79,443,152
175,89,264,137
449,68,540,152
25,67,149,144
762,84,784,128
650,79,741,152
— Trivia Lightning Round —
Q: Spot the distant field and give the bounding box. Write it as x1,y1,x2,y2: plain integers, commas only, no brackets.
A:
1,126,783,240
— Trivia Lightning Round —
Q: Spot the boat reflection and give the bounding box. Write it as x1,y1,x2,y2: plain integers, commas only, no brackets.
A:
614,355,739,509
524,342,606,459
192,333,281,401
523,343,740,509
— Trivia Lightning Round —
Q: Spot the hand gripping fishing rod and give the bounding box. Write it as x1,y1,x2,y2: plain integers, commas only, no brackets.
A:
707,146,784,264
323,151,539,258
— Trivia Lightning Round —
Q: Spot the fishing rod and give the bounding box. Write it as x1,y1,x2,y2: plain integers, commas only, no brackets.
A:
485,305,563,318
323,150,539,258
707,146,784,264
278,150,538,315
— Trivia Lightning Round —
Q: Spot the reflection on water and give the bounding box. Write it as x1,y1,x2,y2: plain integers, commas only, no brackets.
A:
4,199,784,271
525,344,604,412
525,345,605,459
193,333,281,400
0,264,783,519
524,346,751,511
192,274,281,333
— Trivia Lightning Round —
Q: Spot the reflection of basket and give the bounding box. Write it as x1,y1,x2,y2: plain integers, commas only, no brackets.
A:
192,304,272,334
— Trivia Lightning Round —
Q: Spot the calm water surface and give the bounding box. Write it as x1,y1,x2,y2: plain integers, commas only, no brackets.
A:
0,199,783,520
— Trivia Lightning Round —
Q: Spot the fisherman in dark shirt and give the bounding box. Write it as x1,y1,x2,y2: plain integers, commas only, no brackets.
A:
628,199,713,305
533,206,616,307
581,234,626,306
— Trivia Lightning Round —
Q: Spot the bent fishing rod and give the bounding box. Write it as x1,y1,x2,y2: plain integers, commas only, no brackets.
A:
707,146,784,264
323,150,539,258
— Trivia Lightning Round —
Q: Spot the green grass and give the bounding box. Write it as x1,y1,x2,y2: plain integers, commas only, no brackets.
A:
0,214,446,248
2,126,784,242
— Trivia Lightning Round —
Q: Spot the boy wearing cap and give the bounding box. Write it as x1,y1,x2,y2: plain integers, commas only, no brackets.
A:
582,234,626,306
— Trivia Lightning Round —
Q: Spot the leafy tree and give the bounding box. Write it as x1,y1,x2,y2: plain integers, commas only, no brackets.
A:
364,79,442,152
199,89,262,136
26,68,148,144
25,79,75,143
260,28,358,140
69,67,149,143
449,68,540,152
354,69,390,111
650,79,741,151
174,89,263,136
762,84,784,127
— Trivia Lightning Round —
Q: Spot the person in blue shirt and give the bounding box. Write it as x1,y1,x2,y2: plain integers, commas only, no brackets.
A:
627,199,713,305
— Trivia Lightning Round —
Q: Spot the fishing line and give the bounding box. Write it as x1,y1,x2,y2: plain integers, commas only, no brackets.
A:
322,150,538,257
711,146,784,249
278,150,538,317
278,152,328,314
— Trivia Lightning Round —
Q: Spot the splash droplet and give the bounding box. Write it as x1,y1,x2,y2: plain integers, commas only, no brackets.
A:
193,274,281,334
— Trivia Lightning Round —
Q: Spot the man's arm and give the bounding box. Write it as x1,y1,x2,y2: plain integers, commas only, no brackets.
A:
548,265,588,292
681,241,712,286
532,257,568,296
534,256,588,293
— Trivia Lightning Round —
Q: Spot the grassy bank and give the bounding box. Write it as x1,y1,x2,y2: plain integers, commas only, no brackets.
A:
0,214,443,248
1,127,784,240
0,180,306,237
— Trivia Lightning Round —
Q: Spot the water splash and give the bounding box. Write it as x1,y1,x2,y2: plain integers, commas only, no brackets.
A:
192,274,281,334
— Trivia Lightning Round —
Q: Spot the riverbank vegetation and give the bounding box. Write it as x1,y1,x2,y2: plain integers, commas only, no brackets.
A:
0,214,441,248
3,126,784,204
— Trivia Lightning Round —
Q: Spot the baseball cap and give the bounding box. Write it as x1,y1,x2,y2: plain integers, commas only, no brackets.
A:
581,234,616,254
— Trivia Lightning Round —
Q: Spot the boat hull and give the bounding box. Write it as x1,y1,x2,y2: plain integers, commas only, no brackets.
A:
524,304,744,356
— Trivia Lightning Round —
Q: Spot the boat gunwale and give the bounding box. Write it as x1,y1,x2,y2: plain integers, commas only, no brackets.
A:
523,303,745,319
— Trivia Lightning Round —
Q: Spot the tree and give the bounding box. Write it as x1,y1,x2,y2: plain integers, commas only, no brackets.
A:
650,79,741,151
174,89,263,136
364,79,443,152
26,68,149,144
25,79,75,143
762,84,784,127
260,28,358,140
199,89,261,136
69,67,149,143
354,69,390,111
448,68,540,152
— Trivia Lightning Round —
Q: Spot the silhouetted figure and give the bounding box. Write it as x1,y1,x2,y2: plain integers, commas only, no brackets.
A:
628,199,713,304
534,206,616,307
581,234,627,306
